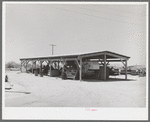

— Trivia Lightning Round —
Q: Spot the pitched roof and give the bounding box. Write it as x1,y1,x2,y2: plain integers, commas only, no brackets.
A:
20,51,130,60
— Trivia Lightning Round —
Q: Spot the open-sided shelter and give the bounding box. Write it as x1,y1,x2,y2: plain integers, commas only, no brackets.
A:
20,51,130,81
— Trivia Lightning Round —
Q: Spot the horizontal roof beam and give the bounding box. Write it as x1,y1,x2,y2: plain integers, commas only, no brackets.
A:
90,59,127,62
106,53,129,60
81,52,105,58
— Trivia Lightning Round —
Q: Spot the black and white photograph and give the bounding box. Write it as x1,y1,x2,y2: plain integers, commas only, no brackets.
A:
2,1,148,120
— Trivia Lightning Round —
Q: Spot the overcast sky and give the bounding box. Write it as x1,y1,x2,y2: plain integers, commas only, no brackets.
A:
4,2,147,65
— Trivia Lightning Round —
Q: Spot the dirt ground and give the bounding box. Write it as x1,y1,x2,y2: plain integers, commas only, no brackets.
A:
4,71,146,107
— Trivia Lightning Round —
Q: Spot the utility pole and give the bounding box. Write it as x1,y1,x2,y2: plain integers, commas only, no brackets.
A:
49,44,56,55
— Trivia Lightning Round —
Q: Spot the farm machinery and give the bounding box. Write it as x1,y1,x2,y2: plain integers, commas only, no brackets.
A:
27,59,119,80
61,60,116,80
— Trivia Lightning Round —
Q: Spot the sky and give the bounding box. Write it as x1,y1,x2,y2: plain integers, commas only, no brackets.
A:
4,2,147,66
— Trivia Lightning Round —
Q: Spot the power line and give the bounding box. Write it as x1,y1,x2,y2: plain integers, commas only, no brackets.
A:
39,4,146,27
70,5,145,21
100,5,147,16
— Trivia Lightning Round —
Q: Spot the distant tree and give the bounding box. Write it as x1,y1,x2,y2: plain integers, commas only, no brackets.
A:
5,61,20,69
6,62,14,69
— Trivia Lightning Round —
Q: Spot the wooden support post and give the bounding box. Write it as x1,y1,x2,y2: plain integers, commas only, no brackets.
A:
32,61,33,73
22,62,26,70
40,61,42,73
125,60,127,80
39,61,44,77
62,61,64,72
49,61,52,77
35,61,36,69
62,60,65,72
20,61,22,72
54,62,56,69
46,61,49,76
26,60,28,73
104,54,106,81
79,58,82,81
58,61,59,70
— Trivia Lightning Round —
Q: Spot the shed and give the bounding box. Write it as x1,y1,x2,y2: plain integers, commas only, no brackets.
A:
20,51,130,81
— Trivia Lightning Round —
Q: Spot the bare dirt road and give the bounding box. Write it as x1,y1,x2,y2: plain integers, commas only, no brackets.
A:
4,71,146,107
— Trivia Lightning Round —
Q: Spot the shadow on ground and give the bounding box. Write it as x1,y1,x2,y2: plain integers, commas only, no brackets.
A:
5,90,31,94
82,78,137,82
5,88,12,90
